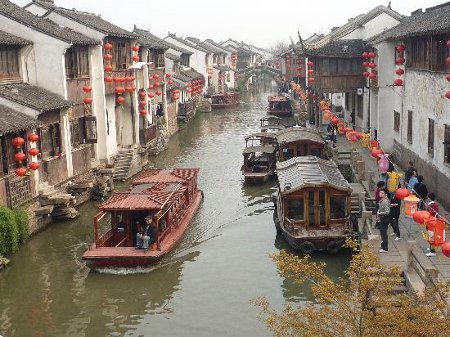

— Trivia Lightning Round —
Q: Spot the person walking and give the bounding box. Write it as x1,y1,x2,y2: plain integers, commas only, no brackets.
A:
389,195,401,241
407,170,418,191
413,176,428,210
374,180,386,214
377,190,391,253
425,193,439,257
404,161,416,186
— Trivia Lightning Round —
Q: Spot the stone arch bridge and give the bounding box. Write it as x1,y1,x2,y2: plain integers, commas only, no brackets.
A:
236,65,283,87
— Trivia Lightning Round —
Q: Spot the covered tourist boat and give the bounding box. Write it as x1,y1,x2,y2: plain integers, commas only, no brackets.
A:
274,156,354,254
267,95,292,117
260,116,285,133
241,135,277,184
276,126,326,162
211,92,240,109
82,168,202,268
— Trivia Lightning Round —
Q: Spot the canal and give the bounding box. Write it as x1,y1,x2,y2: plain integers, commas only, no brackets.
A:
0,92,350,337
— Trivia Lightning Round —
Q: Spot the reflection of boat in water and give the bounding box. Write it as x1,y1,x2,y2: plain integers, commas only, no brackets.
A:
274,156,356,254
211,92,240,109
83,168,202,268
241,134,277,184
268,95,292,117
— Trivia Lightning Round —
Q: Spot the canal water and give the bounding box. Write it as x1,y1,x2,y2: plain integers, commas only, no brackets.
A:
0,92,350,337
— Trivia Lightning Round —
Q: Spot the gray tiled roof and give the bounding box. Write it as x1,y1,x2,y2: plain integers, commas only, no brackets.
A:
206,39,233,53
0,104,42,134
133,27,169,50
0,30,31,45
213,65,233,72
166,33,209,53
370,3,450,44
276,126,324,145
0,0,98,45
165,52,181,61
163,38,193,55
173,68,204,83
0,83,73,112
305,39,369,58
30,0,135,39
276,156,352,194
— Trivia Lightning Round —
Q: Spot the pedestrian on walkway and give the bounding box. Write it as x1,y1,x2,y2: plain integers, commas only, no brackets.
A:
413,176,428,210
407,170,418,191
425,193,439,257
377,190,391,253
404,160,416,186
389,195,401,240
374,180,386,214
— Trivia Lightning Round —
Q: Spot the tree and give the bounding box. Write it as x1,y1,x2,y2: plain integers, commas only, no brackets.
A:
269,41,290,57
253,239,450,337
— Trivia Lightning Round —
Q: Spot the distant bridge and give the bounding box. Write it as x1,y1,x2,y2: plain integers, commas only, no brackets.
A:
236,64,282,85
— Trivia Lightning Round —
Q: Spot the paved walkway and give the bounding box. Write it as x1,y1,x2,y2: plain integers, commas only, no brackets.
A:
335,134,450,281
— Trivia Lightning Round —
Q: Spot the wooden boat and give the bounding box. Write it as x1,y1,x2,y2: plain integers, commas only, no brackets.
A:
268,95,292,117
260,116,285,133
241,135,277,183
82,168,202,268
276,126,326,162
211,92,240,109
274,156,355,254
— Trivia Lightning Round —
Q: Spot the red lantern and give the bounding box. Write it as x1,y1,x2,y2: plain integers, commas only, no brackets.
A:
139,109,147,116
153,74,160,79
426,218,446,247
307,69,314,75
413,210,431,225
149,84,154,90
104,65,113,72
28,133,39,142
363,71,370,78
113,77,121,83
115,87,125,94
103,54,112,61
132,56,139,62
393,79,403,86
446,74,450,82
447,40,450,48
447,57,450,65
14,152,26,162
368,72,377,79
395,68,405,75
139,91,147,99
132,45,140,52
15,167,27,176
395,57,405,65
308,77,315,83
125,86,134,93
168,79,173,85
442,242,450,258
307,61,314,67
12,137,25,148
362,52,369,59
116,96,125,105
105,76,113,83
368,62,376,68
28,162,40,170
446,91,450,99
104,42,113,51
395,44,406,52
83,97,93,104
154,81,161,87
124,76,132,83
155,90,162,96
395,188,410,200
362,61,370,68
371,148,384,159
368,51,376,58
331,117,339,125
82,85,92,93
28,148,40,156
165,73,172,78
148,92,155,99
139,101,147,108
370,140,379,149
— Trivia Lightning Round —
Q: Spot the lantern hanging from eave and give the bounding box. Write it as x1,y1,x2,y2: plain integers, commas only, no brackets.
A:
154,81,161,87
368,62,376,69
149,84,154,90
29,162,40,170
153,74,160,80
446,74,450,82
395,68,405,76
307,69,314,75
28,148,40,156
395,44,406,52
82,85,92,93
362,52,369,59
368,51,376,58
132,56,139,62
404,195,419,217
331,117,339,125
307,61,314,67
363,71,370,78
165,73,172,78
12,137,25,148
446,56,450,65
139,101,147,108
395,57,405,65
132,45,140,52
368,72,377,79
308,77,315,83
446,91,450,99
155,90,162,96
139,91,147,99
15,167,27,176
28,133,39,142
426,218,446,247
116,96,125,105
83,97,93,104
115,87,125,95
148,92,155,99
139,109,147,116
105,76,113,83
393,79,403,86
168,79,173,85
14,152,26,162
104,42,113,51
362,61,370,68
104,65,113,72
103,54,112,61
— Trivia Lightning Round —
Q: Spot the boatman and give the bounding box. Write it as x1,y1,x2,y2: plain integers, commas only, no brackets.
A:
137,216,153,252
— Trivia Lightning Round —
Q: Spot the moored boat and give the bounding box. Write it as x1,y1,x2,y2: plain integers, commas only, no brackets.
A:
274,156,356,254
276,126,326,161
82,168,202,268
267,95,292,117
211,92,240,109
260,116,285,133
241,135,277,184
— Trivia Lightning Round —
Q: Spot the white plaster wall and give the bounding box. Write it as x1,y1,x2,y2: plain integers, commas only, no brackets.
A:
25,3,48,16
401,70,450,177
342,13,401,41
0,15,69,97
0,98,41,118
165,37,207,78
105,94,118,159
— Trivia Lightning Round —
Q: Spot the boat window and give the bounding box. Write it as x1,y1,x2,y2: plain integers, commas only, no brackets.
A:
287,198,304,220
282,148,294,161
310,148,322,158
330,195,347,219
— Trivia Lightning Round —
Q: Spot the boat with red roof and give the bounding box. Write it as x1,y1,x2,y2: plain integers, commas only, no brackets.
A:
211,92,240,109
82,168,202,268
267,95,292,117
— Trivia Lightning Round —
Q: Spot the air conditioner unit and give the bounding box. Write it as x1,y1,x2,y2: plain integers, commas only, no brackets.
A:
357,88,363,95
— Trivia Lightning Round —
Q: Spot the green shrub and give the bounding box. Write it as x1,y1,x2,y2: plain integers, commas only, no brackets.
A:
13,208,29,244
0,206,19,255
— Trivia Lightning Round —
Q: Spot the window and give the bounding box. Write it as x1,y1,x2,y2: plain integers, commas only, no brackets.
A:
428,119,434,156
330,195,347,219
70,119,81,148
0,46,20,80
407,110,413,144
431,34,449,71
65,46,89,79
444,124,450,164
394,111,400,132
39,124,61,159
287,198,304,221
408,36,428,70
111,41,131,70
407,34,450,71
181,54,190,67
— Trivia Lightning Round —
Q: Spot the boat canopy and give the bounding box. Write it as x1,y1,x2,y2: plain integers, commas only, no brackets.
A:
276,126,324,145
243,145,276,155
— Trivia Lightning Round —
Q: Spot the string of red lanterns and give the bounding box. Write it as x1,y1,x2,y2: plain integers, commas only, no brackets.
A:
362,50,377,81
393,44,406,87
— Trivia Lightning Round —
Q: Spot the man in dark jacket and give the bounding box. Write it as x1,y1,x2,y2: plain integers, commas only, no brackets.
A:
404,161,416,186
413,176,428,209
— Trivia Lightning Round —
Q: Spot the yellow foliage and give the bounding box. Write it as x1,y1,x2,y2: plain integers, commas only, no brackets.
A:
253,239,450,337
